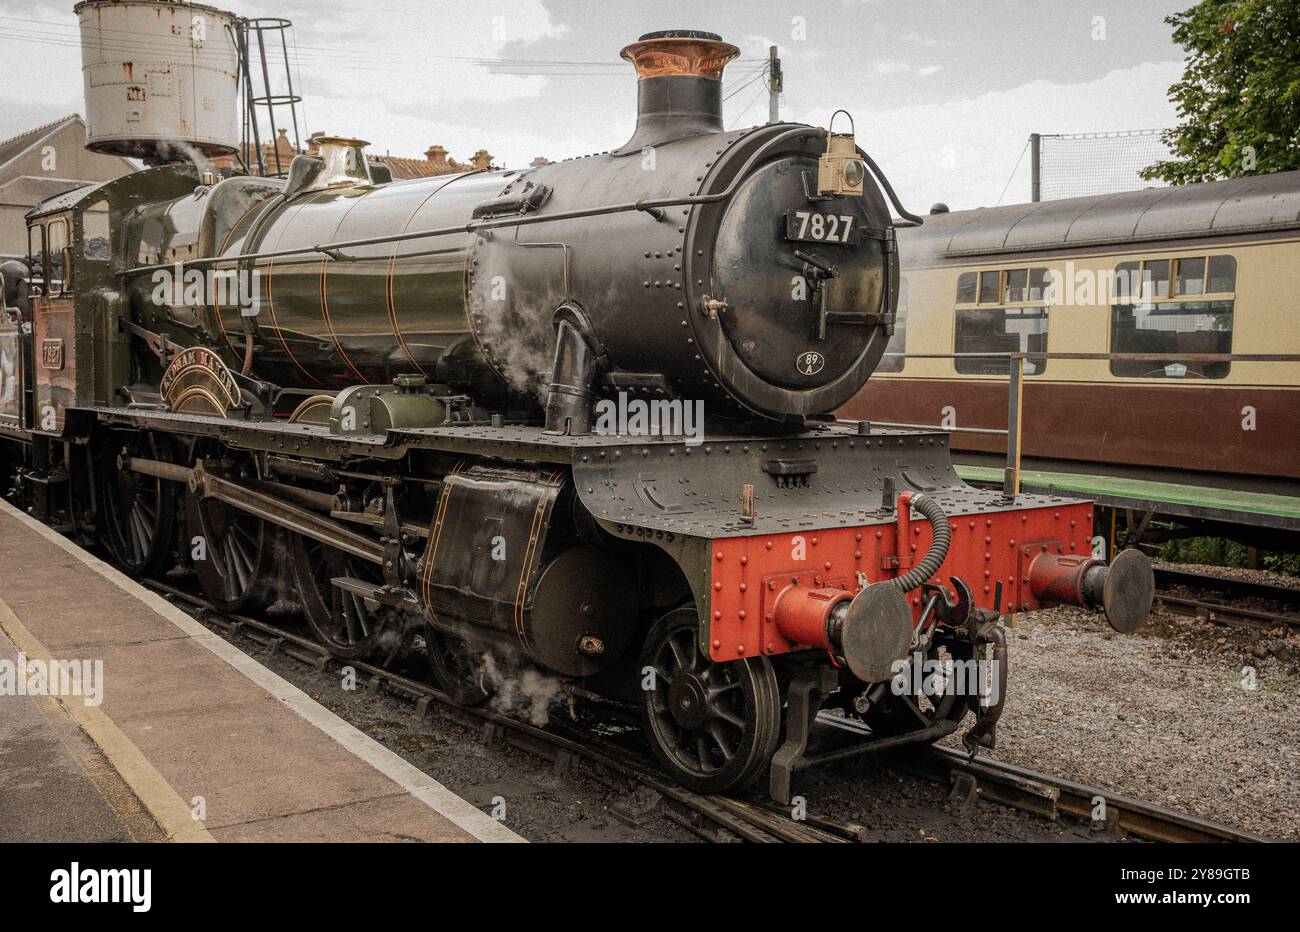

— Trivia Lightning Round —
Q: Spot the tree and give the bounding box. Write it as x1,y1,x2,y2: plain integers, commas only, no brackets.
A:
1142,0,1300,184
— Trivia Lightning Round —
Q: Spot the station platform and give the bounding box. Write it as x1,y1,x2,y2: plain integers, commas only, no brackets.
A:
956,464,1300,533
0,499,521,844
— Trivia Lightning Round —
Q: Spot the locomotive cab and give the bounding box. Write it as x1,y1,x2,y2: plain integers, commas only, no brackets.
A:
25,189,116,435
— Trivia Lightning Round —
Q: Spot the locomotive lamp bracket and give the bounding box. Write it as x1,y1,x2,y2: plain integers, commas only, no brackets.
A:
817,111,866,198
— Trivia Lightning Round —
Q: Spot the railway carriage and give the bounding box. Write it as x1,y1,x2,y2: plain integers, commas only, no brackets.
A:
844,175,1300,549
0,20,1155,798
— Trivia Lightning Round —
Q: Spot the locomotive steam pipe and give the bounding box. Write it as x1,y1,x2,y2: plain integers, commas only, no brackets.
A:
543,303,607,436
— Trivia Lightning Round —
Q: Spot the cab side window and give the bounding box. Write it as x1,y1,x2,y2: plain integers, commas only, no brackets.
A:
83,200,111,261
46,219,69,296
28,224,46,294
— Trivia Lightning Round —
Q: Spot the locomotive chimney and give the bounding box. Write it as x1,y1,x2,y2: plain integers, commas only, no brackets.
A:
617,30,740,152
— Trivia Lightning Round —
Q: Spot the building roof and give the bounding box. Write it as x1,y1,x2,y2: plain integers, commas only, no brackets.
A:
0,176,94,208
0,114,82,174
902,170,1300,263
370,155,462,179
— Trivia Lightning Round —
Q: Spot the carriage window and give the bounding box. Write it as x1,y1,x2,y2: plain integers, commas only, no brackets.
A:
1003,268,1028,303
978,270,1000,304
1110,255,1235,379
955,306,1049,375
954,266,1052,375
1028,267,1051,301
83,200,111,260
960,267,1053,306
1175,257,1204,296
1114,261,1139,301
1144,259,1170,298
956,271,977,304
878,276,907,373
1208,255,1236,293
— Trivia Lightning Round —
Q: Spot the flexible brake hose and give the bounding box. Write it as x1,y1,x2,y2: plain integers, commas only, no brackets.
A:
889,493,951,593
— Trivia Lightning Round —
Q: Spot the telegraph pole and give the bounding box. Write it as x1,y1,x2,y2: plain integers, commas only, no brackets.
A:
768,45,783,123
1030,132,1042,202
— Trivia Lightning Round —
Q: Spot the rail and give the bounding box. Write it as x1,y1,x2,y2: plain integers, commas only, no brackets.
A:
843,352,1300,499
150,578,1264,843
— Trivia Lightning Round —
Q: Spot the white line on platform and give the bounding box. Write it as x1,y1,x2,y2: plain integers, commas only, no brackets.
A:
0,498,524,844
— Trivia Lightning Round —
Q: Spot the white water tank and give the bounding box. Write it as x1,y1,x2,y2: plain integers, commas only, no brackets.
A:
76,0,240,160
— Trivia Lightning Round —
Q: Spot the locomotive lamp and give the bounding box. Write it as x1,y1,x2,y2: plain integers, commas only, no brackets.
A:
818,110,866,197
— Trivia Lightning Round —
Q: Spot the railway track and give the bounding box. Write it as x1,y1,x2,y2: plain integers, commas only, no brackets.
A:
1153,565,1300,631
145,580,1265,845
895,746,1266,843
143,580,849,844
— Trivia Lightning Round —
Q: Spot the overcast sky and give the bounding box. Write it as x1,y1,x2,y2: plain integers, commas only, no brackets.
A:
0,0,1191,209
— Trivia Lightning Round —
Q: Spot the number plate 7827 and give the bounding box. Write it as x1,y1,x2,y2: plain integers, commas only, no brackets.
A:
784,209,859,244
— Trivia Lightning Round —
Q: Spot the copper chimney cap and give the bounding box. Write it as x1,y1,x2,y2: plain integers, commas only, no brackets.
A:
619,30,740,80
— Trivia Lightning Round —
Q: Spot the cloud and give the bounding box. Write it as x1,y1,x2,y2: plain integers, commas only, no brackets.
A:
899,31,956,49
873,61,911,75
918,65,942,77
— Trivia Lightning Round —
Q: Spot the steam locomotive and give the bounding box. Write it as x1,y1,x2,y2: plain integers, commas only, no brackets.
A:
0,30,1154,798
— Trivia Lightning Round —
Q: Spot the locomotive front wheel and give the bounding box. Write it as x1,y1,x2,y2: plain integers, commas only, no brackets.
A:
640,606,781,794
425,625,490,707
100,432,177,578
289,533,388,660
185,494,274,613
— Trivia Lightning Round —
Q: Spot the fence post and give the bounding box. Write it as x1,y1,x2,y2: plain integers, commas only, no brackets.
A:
1003,354,1024,498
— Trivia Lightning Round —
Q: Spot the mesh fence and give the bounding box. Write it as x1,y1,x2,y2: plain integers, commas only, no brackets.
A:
1038,129,1172,201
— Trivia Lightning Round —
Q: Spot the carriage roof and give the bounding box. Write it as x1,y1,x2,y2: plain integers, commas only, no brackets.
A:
902,169,1300,261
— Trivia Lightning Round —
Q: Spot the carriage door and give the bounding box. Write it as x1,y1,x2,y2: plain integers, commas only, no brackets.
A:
31,215,75,433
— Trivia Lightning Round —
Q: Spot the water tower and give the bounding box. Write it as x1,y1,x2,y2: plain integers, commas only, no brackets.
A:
76,0,240,161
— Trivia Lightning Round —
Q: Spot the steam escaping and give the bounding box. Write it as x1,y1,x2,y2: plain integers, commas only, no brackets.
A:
479,652,570,727
149,138,214,174
466,284,553,402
